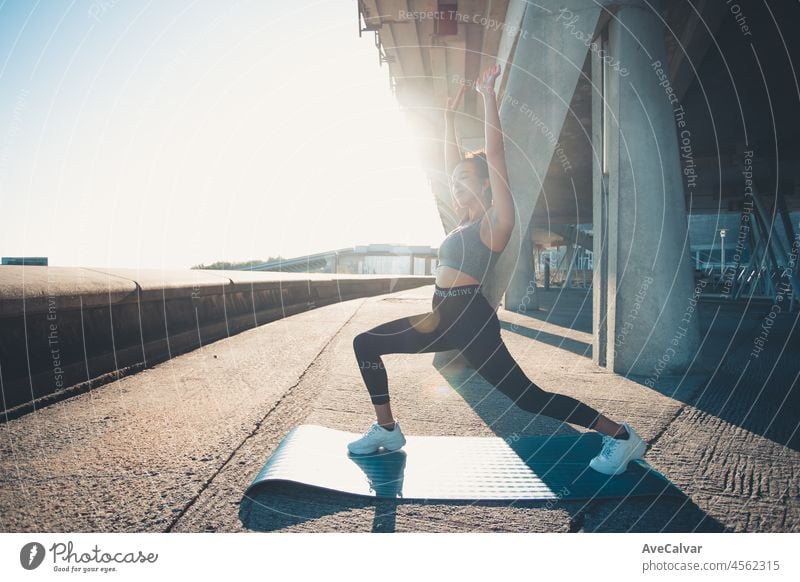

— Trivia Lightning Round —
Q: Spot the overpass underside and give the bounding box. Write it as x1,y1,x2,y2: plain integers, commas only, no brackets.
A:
358,0,800,376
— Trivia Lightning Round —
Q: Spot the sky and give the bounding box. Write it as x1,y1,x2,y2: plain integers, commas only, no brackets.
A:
0,0,443,269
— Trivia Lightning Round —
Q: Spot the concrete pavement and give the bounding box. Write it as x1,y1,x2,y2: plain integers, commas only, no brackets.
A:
1,285,797,532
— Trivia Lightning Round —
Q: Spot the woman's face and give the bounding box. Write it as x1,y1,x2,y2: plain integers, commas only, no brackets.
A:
450,160,488,208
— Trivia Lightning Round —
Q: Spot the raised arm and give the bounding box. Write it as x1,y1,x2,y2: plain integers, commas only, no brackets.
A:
444,82,466,179
476,64,514,249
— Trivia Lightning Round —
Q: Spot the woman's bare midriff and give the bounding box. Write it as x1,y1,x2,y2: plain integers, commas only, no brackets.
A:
435,265,481,288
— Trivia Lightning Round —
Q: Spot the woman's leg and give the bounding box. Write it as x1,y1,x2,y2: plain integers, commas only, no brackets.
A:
456,303,627,436
353,309,454,426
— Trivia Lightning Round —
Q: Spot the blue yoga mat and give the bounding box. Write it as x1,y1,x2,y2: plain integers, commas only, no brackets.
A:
240,425,684,506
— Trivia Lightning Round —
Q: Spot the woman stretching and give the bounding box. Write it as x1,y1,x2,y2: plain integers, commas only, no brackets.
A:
348,64,647,475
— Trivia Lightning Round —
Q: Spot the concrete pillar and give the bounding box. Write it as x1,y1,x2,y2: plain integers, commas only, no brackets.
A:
563,242,576,288
592,34,609,366
482,0,603,312
544,256,551,290
599,0,701,374
504,226,539,312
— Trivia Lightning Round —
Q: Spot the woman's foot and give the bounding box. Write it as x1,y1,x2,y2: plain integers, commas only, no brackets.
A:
588,422,647,475
347,420,407,455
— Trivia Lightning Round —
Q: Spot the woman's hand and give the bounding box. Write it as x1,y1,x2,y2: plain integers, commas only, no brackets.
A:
445,82,466,117
475,63,501,97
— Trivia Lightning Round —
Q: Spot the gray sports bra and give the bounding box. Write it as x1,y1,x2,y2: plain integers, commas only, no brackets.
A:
437,217,502,281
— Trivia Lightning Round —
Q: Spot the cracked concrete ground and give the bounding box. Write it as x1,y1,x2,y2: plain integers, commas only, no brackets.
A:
1,284,798,532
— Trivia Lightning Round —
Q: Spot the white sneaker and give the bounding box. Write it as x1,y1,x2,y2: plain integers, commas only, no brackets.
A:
347,421,406,455
588,422,647,475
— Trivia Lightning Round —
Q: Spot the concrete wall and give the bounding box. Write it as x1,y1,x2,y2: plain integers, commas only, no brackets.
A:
0,266,433,419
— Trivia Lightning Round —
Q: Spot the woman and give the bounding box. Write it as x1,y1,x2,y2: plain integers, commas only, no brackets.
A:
348,64,647,476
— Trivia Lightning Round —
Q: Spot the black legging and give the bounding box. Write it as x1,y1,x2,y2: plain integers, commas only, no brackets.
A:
352,284,602,429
